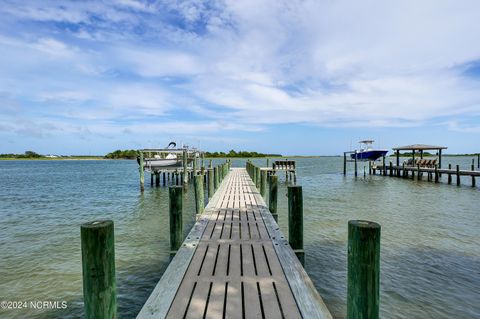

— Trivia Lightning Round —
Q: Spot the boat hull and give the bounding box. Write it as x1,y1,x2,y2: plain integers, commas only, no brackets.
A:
350,150,388,161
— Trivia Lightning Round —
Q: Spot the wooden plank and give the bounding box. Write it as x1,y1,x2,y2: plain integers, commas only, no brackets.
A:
138,168,332,319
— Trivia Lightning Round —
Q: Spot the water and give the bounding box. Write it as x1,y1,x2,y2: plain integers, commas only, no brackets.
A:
0,157,478,318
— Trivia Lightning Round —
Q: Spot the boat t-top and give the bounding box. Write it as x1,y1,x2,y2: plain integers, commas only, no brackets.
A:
137,142,200,170
350,140,388,161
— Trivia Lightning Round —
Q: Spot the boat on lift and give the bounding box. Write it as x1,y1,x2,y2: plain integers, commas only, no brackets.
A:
137,142,197,169
350,140,388,161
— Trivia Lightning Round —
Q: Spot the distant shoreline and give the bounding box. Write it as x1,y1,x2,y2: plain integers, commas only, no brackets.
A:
0,154,477,161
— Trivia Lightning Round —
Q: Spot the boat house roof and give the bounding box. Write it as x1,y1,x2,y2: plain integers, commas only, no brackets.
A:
392,144,448,151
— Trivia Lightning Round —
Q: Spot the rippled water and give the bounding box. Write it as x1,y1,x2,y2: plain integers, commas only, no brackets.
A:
0,157,478,318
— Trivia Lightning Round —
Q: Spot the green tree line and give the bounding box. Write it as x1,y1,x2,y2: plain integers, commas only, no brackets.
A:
0,151,44,158
104,149,138,159
205,150,282,158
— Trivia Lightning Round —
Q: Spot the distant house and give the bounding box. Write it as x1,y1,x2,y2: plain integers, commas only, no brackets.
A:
45,155,59,158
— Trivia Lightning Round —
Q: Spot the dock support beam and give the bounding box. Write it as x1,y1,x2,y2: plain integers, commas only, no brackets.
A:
139,151,144,192
347,220,380,319
169,186,183,254
456,165,460,186
208,168,214,199
182,150,188,185
472,162,476,187
354,152,358,177
288,186,304,265
214,166,219,191
81,220,117,319
269,175,278,222
194,175,204,216
260,170,267,198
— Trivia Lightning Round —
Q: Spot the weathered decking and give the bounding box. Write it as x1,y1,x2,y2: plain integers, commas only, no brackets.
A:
137,168,331,319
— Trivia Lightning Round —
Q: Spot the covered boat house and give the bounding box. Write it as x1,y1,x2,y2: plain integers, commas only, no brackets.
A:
392,144,448,168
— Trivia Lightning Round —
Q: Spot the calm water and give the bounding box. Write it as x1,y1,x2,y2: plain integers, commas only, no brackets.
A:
0,157,479,318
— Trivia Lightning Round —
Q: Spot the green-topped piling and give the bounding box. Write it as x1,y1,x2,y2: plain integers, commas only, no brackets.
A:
269,175,278,222
169,186,183,254
194,175,204,216
288,185,304,265
81,220,117,319
347,220,381,319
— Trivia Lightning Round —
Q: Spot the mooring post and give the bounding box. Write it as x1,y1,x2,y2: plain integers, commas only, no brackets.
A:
344,152,347,175
269,175,278,222
193,153,197,176
208,168,214,198
213,166,218,191
150,173,154,186
354,151,358,177
402,163,406,178
260,170,267,198
435,165,439,183
448,164,452,184
456,165,461,186
194,175,204,216
471,162,475,187
382,156,386,176
163,172,166,186
182,150,188,184
81,220,117,319
389,161,393,177
288,185,304,265
139,151,145,192
169,186,183,254
369,161,372,175
347,220,380,319
155,172,160,187
256,167,261,189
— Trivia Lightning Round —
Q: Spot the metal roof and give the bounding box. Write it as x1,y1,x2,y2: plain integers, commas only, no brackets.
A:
392,144,448,151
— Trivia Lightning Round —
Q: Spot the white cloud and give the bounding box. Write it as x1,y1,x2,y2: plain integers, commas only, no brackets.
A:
0,0,480,144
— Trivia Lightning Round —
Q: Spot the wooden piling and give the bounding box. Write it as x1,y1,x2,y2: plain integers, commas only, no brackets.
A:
435,165,439,183
194,175,204,216
389,161,393,177
150,173,154,186
260,170,267,198
269,175,278,222
256,167,261,189
155,172,160,187
347,220,380,319
448,164,452,184
472,163,476,187
182,150,188,184
353,152,358,177
214,166,219,191
163,172,166,186
208,168,214,199
382,156,386,176
193,153,197,176
456,165,460,186
344,153,347,175
81,220,117,319
288,186,304,265
139,151,144,192
169,186,183,253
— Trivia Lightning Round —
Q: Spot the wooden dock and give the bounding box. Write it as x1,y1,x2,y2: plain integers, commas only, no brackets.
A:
137,168,332,319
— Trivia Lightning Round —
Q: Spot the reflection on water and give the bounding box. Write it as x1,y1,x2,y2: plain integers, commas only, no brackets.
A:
0,157,478,318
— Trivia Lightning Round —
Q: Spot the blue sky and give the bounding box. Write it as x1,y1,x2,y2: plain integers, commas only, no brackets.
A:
0,0,479,155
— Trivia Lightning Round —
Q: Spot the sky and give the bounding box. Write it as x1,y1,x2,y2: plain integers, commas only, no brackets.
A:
0,0,479,155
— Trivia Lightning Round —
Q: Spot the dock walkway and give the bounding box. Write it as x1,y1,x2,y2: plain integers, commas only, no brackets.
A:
137,168,331,319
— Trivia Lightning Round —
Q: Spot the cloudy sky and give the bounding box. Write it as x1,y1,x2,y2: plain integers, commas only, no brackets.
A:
0,0,479,155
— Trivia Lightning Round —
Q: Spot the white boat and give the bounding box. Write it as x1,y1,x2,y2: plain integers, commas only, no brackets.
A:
350,140,388,161
138,142,196,170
